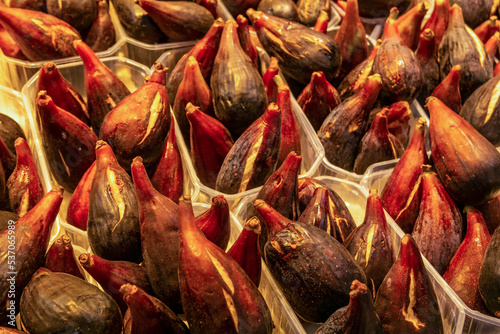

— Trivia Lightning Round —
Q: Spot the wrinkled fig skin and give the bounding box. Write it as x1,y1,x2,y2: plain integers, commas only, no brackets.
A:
0,188,63,325
443,207,491,313
85,0,116,52
412,166,463,275
20,269,123,334
100,63,170,171
427,97,500,205
111,0,166,43
139,0,214,42
450,0,493,28
36,62,90,125
477,195,500,235
46,0,97,33
460,76,500,146
381,118,428,234
79,252,153,314
195,195,231,251
356,0,412,18
87,141,141,263
35,91,97,193
416,29,440,107
318,75,383,172
211,20,268,139
343,190,395,292
316,280,384,334
166,18,224,104
7,138,44,217
120,284,189,334
432,64,462,114
75,39,131,136
0,114,26,156
215,103,281,194
187,103,234,189
8,0,46,11
374,235,444,333
257,200,367,323
66,161,96,231
297,178,356,238
227,217,263,287
0,6,80,61
45,235,85,280
178,196,274,333
131,157,182,314
151,119,184,204
479,222,500,317
296,0,330,26
248,9,342,85
438,5,493,101
0,211,19,232
257,0,299,22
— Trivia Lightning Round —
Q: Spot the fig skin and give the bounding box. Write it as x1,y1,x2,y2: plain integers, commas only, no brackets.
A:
257,0,299,21
195,195,231,251
296,0,331,26
415,28,440,107
85,0,116,52
478,219,500,317
356,0,412,18
46,0,97,33
0,114,26,156
66,161,96,231
45,235,86,280
432,64,462,114
449,0,493,29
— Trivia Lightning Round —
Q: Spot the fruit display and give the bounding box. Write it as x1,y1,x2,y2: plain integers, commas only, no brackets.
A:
2,0,500,332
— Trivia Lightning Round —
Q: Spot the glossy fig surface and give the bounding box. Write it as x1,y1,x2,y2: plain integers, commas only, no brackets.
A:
66,161,96,231
196,195,231,251
45,235,85,280
85,0,116,52
478,220,500,317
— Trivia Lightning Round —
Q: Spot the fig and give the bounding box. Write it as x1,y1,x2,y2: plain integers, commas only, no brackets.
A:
85,0,116,52
316,280,384,334
75,39,131,135
460,75,500,146
237,15,259,68
412,165,463,275
256,199,366,323
415,28,441,106
166,18,224,104
475,16,500,44
227,216,262,287
195,195,231,251
35,91,97,193
314,10,329,34
186,103,234,189
150,119,184,204
221,0,260,17
0,24,25,60
215,103,281,194
257,0,299,22
0,188,63,325
6,138,44,217
0,6,80,61
87,141,141,262
381,118,428,233
66,161,96,231
431,64,462,114
20,269,122,334
36,62,89,125
318,74,382,171
211,19,268,139
396,1,430,50
296,0,331,26
173,56,214,145
384,100,412,147
46,0,97,33
356,0,412,18
100,62,170,171
484,32,500,59
422,0,450,49
353,110,405,174
0,114,26,156
110,0,165,43
438,4,493,100
449,0,493,28
427,96,500,205
8,0,46,11
262,57,280,103
478,218,500,317
343,189,396,292
139,0,214,42
247,9,342,85
373,8,423,104
79,252,152,314
297,71,341,131
476,195,500,234
131,157,182,313
334,0,368,80
45,235,85,280
120,284,189,334
178,196,274,333
374,234,444,333
443,207,491,313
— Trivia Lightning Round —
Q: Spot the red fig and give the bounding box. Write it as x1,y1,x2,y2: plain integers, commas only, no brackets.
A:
262,57,280,103
415,28,440,106
45,235,85,280
431,64,462,114
66,161,96,231
85,0,116,52
195,195,231,251
475,16,500,44
422,0,450,48
237,14,259,68
396,1,430,50
314,10,329,34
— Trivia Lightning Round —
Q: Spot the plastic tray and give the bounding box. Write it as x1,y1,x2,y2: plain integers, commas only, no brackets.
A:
361,160,500,334
20,56,199,247
236,174,464,333
155,47,325,212
0,6,127,92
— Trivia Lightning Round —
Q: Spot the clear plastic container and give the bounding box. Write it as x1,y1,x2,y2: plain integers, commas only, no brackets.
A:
155,47,325,212
236,174,466,333
361,160,500,334
20,56,199,245
0,7,127,92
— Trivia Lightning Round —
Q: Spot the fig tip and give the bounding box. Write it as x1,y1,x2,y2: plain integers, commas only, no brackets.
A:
132,156,144,165
245,216,262,234
369,188,378,196
61,235,72,245
95,140,108,150
79,253,90,264
119,283,137,296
